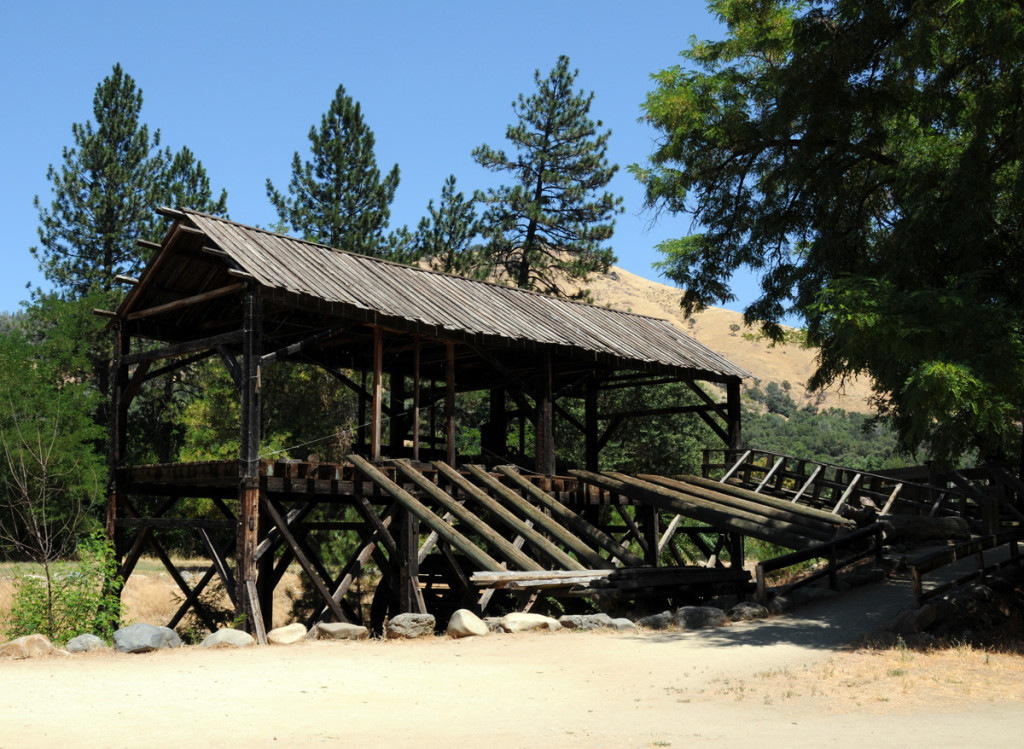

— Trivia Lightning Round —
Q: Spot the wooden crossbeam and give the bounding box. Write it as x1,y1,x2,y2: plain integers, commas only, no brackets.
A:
258,491,350,623
494,465,645,567
126,282,248,322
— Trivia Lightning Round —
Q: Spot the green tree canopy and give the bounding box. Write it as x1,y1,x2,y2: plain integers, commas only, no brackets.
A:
633,1,1024,467
32,64,227,302
416,175,480,276
474,55,623,298
267,84,400,257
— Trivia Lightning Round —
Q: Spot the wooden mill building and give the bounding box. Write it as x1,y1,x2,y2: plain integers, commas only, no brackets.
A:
107,208,769,640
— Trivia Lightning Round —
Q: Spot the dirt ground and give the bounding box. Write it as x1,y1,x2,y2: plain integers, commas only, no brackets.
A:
3,570,1023,748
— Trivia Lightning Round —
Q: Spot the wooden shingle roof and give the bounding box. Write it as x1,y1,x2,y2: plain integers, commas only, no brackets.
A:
119,209,751,384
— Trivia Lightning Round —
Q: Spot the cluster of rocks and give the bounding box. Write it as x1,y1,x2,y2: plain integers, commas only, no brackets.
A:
0,599,777,659
882,564,1024,644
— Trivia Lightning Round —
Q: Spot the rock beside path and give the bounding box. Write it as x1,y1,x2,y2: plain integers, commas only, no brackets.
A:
498,612,562,633
387,613,436,639
0,634,55,659
66,633,107,653
200,629,255,648
267,623,307,645
113,623,182,654
676,606,727,629
447,609,489,638
312,622,369,641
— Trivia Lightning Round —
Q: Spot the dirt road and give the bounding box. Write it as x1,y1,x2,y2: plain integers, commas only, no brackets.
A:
4,572,1022,748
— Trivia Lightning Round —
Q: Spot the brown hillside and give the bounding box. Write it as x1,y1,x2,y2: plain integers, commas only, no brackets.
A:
582,266,875,414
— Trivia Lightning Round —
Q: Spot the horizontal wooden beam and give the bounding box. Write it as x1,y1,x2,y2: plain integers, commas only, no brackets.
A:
123,330,243,366
126,281,248,322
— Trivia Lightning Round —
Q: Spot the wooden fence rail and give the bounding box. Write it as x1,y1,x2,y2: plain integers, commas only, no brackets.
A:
910,528,1023,606
754,522,886,605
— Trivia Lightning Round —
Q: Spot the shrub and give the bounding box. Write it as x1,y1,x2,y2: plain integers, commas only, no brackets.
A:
3,530,121,644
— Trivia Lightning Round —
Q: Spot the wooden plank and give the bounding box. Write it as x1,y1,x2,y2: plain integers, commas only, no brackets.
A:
122,330,243,366
655,474,852,530
127,281,247,321
754,457,785,493
720,450,751,482
258,491,350,623
393,460,544,571
347,454,504,572
464,465,612,569
571,470,815,551
791,464,824,503
831,473,863,515
433,461,585,571
495,465,645,567
246,581,269,645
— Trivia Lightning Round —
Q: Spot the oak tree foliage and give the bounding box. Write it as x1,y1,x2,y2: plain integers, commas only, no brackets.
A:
634,1,1024,466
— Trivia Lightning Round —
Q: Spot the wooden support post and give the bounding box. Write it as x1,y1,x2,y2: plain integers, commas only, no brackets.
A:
642,505,660,567
484,386,506,463
412,337,421,461
397,510,423,613
372,326,384,461
727,379,742,451
584,374,599,472
358,368,368,452
446,341,456,466
107,322,130,547
237,289,262,631
536,351,555,476
390,368,406,456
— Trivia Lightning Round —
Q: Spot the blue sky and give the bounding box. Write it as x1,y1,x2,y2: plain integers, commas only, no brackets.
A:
0,1,750,316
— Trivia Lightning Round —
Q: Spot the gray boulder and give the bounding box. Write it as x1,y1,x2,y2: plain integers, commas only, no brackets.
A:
0,634,54,659
637,611,674,630
66,633,107,653
200,629,255,648
729,602,769,621
312,622,370,641
558,613,613,631
113,623,182,654
386,613,436,639
447,609,489,639
675,606,727,629
607,617,636,631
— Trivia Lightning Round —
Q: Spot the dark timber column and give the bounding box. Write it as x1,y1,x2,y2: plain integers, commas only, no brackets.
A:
237,289,262,627
726,379,742,454
484,386,506,464
445,342,456,465
584,373,599,472
412,337,421,461
390,369,406,456
372,326,384,461
107,322,129,547
536,351,555,476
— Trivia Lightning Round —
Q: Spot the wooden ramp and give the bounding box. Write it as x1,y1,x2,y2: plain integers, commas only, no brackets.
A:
570,469,855,552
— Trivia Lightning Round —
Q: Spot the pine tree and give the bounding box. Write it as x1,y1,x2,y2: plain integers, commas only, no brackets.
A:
473,55,623,298
416,175,480,276
32,64,228,301
266,84,400,256
30,64,228,445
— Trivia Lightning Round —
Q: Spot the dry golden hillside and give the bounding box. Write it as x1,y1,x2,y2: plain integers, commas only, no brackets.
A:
582,266,876,414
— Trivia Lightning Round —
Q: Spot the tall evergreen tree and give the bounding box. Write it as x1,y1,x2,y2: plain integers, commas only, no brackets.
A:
416,175,480,276
32,64,228,301
30,64,228,446
266,84,400,256
473,55,623,298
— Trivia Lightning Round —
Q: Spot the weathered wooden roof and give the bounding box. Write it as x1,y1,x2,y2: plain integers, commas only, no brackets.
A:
118,209,750,384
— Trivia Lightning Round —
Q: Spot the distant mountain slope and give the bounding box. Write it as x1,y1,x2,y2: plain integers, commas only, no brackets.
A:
582,266,875,414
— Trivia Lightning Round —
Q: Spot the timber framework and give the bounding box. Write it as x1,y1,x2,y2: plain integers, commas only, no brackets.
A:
105,208,756,640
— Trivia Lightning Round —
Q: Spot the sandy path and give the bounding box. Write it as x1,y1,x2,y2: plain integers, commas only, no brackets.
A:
4,569,1022,747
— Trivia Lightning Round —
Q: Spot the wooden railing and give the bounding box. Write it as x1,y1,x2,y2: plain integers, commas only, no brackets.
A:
754,522,886,604
702,448,973,519
909,528,1023,606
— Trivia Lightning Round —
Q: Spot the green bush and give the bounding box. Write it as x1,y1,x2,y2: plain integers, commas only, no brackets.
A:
3,531,122,644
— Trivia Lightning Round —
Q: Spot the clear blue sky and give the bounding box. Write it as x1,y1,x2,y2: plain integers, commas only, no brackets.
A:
0,1,750,316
